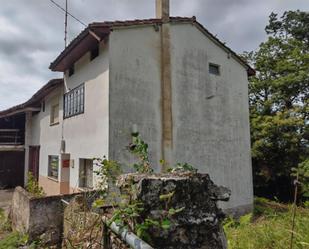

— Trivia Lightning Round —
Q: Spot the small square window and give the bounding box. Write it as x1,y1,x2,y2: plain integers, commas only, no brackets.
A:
69,65,75,77
209,63,220,76
50,103,59,125
48,155,59,180
90,45,99,61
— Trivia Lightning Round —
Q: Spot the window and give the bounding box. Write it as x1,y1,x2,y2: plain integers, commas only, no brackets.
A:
64,83,85,119
42,101,45,112
90,45,99,61
79,159,93,189
50,103,59,125
69,65,75,77
209,63,220,76
48,155,59,179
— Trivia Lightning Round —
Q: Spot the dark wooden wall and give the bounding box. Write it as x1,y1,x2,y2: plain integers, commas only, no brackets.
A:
0,151,24,189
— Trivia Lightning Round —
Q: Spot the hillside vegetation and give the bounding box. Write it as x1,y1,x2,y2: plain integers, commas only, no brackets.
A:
224,198,309,249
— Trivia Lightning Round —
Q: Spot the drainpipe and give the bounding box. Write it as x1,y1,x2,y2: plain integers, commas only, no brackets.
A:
157,0,173,171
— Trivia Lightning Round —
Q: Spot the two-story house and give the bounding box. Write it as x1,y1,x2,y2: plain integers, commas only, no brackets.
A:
0,0,255,215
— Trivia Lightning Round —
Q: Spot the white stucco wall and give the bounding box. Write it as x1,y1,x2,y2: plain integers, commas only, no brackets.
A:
30,41,109,192
170,23,253,211
31,88,63,177
63,41,109,189
108,26,162,172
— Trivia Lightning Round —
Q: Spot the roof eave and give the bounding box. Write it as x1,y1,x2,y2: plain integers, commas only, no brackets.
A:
0,79,63,118
49,26,110,72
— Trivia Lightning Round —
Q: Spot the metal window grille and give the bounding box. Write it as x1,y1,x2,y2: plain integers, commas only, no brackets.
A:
64,83,85,119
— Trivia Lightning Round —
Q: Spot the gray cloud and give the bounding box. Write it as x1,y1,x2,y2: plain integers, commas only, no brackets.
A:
0,0,308,110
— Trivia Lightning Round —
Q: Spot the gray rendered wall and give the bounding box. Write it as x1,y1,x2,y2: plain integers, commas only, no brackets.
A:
108,26,162,172
170,23,253,212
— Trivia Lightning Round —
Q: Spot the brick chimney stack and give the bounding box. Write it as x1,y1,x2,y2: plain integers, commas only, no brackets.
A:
156,0,170,22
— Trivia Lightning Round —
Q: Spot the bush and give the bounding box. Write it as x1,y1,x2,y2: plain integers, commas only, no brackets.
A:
26,172,45,197
0,208,11,235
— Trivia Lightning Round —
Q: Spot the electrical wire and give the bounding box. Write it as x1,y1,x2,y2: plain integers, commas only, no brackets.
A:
48,0,87,27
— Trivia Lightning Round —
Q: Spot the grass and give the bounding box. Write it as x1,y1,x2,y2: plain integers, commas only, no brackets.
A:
0,208,32,249
224,198,309,249
0,208,11,240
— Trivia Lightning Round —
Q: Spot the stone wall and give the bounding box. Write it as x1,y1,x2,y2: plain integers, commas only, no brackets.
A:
118,172,231,249
10,187,84,245
11,172,231,249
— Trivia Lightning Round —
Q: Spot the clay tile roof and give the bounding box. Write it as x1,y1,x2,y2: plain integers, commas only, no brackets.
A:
0,79,63,118
50,16,255,76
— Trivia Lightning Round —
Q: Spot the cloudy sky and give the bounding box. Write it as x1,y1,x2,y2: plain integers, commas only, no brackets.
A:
0,0,308,110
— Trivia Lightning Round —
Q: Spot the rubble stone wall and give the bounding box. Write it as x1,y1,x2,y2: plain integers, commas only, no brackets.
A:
118,173,231,249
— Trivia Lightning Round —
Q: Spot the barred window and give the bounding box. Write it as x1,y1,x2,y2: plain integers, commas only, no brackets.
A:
64,83,84,119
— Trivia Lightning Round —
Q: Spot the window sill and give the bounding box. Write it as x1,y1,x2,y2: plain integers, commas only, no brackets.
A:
47,176,59,182
78,187,94,192
50,122,60,127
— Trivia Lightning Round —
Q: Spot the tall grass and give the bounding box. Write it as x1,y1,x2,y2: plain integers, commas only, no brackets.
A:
224,198,309,249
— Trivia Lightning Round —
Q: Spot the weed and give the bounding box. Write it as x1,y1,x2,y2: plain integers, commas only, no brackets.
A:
26,172,45,197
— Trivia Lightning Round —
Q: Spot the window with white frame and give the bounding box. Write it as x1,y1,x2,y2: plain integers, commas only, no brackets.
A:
48,155,59,179
79,159,93,189
64,83,84,119
50,103,59,125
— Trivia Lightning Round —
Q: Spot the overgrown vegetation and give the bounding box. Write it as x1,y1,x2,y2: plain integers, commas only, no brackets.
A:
0,208,11,240
63,133,197,247
26,172,45,197
224,198,309,249
0,208,32,249
0,232,30,249
94,133,193,244
244,10,309,202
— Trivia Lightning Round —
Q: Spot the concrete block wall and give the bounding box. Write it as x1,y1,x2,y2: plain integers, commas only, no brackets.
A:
11,187,81,245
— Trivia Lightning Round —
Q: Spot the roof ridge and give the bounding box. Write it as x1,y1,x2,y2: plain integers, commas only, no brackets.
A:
50,16,255,75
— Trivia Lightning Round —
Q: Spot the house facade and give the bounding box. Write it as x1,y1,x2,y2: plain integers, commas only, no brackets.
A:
0,0,254,214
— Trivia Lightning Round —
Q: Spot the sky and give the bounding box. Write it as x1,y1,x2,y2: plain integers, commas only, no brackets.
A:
0,0,308,110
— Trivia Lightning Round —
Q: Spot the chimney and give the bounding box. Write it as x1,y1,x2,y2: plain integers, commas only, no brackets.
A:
156,0,170,22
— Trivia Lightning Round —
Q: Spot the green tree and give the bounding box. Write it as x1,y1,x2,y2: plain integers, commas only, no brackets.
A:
247,10,309,201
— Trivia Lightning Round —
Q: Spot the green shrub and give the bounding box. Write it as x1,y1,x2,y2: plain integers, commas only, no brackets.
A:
0,232,28,249
26,172,45,197
0,208,11,235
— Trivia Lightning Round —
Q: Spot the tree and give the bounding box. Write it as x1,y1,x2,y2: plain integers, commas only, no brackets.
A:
247,10,309,202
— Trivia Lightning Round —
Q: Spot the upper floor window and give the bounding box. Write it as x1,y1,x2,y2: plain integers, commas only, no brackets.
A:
50,102,59,125
209,63,220,76
64,83,85,119
69,65,75,77
90,45,99,61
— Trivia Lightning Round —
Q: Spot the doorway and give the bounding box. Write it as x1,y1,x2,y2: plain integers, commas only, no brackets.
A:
29,146,40,181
